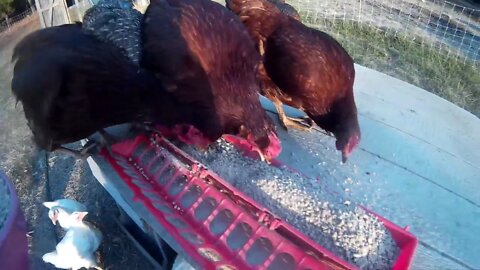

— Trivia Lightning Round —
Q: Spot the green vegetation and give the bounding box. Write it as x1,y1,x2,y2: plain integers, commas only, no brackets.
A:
0,0,14,19
303,17,480,117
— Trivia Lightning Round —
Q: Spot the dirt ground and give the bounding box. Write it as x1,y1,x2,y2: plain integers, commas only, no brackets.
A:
0,16,151,270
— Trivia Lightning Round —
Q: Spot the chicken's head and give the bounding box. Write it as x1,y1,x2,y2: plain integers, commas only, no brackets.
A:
45,207,87,228
313,94,361,163
335,131,360,163
257,131,282,161
224,125,282,163
313,115,361,163
173,125,212,150
335,103,361,163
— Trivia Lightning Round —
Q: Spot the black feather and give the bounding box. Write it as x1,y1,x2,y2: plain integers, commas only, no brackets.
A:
11,24,192,151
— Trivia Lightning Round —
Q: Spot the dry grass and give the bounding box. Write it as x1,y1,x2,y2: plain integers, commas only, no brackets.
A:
0,17,152,270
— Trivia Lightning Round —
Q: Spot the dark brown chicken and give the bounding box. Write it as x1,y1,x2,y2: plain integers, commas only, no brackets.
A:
226,0,360,162
11,23,194,157
141,0,281,161
268,0,300,20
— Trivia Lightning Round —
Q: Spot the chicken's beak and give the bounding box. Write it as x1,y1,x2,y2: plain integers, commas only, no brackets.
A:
341,154,348,164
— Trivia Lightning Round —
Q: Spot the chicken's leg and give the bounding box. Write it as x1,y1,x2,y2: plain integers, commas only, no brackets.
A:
272,98,311,131
55,139,104,159
285,115,314,128
96,129,117,157
55,146,93,159
258,39,265,56
54,129,117,159
256,63,312,131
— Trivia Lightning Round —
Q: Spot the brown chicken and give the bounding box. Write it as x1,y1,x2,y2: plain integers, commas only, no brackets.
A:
268,0,300,20
141,0,281,161
226,0,361,162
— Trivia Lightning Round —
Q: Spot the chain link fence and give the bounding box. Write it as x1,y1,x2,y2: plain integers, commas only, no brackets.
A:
6,1,477,65
0,7,36,35
287,0,480,116
287,0,479,66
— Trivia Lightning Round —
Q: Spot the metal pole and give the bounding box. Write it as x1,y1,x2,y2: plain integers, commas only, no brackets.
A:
358,0,362,21
5,16,10,32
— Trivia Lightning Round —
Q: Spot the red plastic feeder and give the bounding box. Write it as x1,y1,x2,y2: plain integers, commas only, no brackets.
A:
100,133,417,269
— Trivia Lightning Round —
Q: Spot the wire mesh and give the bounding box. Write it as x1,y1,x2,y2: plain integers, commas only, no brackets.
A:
0,7,36,34
287,0,480,67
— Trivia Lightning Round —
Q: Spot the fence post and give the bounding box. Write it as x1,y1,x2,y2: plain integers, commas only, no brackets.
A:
358,0,362,21
5,16,10,32
35,0,46,28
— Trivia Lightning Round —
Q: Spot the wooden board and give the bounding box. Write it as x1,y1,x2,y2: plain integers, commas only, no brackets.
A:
35,0,70,28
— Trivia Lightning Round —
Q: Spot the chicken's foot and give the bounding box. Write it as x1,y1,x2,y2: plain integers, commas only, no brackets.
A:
272,99,311,132
285,115,314,129
55,144,97,159
96,129,117,157
54,129,118,159
258,39,265,56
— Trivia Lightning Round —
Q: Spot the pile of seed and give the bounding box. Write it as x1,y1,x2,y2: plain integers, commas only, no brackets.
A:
180,139,399,269
0,176,11,231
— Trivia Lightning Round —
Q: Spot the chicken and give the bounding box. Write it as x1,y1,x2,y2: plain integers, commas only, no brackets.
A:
43,199,87,228
267,0,300,20
42,211,103,270
11,23,195,158
141,0,282,161
82,0,143,65
226,0,360,162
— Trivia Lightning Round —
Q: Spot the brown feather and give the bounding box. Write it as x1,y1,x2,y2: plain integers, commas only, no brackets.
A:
142,0,278,151
227,0,361,160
